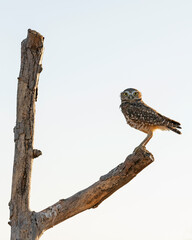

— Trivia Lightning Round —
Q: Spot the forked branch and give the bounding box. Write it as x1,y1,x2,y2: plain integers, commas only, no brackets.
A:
10,29,154,240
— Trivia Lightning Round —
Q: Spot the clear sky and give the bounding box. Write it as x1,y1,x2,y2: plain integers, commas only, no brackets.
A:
1,0,192,239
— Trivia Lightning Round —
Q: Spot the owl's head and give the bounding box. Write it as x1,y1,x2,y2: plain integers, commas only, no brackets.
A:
121,88,142,102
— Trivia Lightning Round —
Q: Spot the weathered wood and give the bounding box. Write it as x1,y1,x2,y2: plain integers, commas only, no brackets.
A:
9,29,154,240
36,148,153,234
10,29,44,240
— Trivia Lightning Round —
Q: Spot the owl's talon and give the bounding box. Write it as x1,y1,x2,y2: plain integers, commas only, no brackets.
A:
133,145,146,153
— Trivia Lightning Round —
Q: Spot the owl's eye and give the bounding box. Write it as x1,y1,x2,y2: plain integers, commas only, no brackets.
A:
133,92,138,96
124,92,128,96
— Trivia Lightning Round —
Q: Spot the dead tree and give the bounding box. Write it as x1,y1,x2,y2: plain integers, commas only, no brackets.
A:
9,29,154,240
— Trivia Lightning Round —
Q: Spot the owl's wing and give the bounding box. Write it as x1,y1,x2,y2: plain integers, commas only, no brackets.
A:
127,102,164,125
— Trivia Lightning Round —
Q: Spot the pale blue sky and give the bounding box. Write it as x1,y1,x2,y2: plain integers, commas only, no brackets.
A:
1,1,192,239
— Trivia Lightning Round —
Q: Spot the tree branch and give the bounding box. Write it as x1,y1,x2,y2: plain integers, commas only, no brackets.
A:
10,29,44,239
36,148,154,234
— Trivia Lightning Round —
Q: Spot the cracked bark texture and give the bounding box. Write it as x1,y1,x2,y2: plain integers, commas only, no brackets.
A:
10,29,44,240
9,29,154,240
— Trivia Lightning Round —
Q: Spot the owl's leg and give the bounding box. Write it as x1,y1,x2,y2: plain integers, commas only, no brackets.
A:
139,131,153,147
134,131,153,152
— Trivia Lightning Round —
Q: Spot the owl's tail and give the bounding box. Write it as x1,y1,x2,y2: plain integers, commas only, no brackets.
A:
167,119,182,134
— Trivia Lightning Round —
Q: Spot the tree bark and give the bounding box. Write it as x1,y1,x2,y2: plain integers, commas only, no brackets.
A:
36,148,153,234
9,29,154,240
9,29,44,240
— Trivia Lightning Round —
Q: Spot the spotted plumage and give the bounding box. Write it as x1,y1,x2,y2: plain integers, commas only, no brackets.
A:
120,88,181,148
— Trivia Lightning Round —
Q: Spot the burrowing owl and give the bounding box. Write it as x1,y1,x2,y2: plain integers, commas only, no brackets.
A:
120,88,181,149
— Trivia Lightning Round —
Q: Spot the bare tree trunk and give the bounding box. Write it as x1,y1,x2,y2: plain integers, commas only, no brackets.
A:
9,29,154,240
9,29,44,240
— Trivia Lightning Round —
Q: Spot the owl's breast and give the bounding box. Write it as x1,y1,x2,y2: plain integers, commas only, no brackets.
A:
121,102,152,133
125,115,144,129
